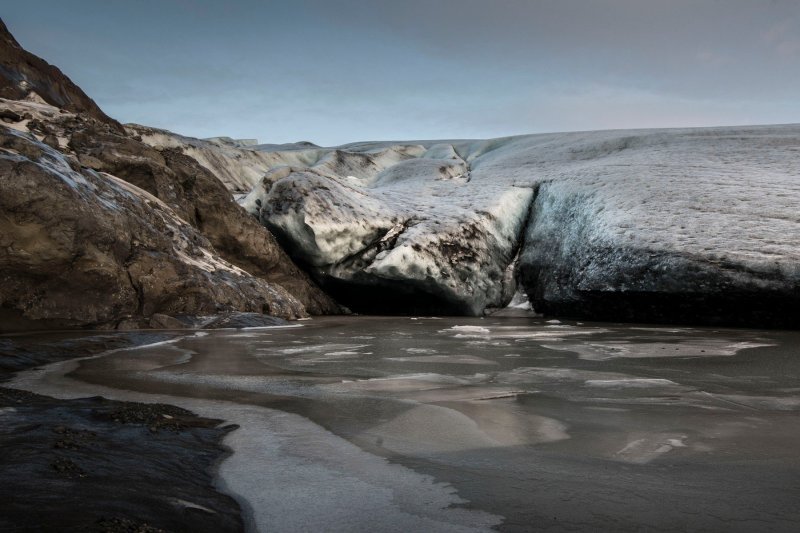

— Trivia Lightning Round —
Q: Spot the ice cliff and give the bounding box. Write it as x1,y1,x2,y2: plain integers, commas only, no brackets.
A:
143,126,800,326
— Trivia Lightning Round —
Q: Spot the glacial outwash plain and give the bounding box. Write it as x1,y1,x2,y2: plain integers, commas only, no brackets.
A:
1,13,800,533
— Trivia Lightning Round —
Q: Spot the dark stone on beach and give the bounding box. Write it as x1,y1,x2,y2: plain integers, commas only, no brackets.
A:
92,400,220,432
0,386,243,532
0,333,243,532
95,517,169,533
0,332,176,374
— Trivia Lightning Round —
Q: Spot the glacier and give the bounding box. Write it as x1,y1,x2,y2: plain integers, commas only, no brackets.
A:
138,124,800,326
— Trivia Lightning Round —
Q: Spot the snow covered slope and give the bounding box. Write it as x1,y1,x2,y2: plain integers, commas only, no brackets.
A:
139,124,800,325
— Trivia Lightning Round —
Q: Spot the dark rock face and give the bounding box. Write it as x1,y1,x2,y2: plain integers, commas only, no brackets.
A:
0,19,121,129
157,149,339,314
0,128,307,331
518,182,800,328
0,19,338,329
63,123,339,315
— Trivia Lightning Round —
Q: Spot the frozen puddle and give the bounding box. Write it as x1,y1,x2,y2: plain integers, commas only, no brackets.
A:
585,378,679,388
357,401,568,455
385,355,497,365
6,315,800,531
441,324,608,341
338,373,473,392
220,406,500,532
7,355,501,533
543,339,775,360
614,434,689,464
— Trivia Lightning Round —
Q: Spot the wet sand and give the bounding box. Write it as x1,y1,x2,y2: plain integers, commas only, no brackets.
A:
7,317,800,531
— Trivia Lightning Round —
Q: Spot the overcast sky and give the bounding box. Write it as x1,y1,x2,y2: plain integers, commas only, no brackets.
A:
5,1,800,145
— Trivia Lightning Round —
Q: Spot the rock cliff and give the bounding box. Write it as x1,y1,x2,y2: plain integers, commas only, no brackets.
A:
0,20,339,330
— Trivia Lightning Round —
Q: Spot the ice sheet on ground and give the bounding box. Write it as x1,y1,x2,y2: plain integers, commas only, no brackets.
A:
542,340,775,360
339,373,475,392
7,354,501,532
358,401,568,455
613,433,690,464
385,355,498,365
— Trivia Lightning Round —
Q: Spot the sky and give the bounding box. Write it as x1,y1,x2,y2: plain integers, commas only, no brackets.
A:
5,0,800,145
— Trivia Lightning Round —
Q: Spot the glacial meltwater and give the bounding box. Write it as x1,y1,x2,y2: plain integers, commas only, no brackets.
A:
9,316,800,532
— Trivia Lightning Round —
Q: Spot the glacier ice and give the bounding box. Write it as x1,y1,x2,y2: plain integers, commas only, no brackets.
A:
140,124,800,325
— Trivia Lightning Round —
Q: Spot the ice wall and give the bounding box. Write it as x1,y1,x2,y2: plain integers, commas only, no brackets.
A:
143,123,800,324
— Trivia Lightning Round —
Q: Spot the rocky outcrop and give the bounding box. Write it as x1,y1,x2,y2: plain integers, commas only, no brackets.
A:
0,19,121,130
0,19,339,329
62,119,338,315
0,127,306,331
